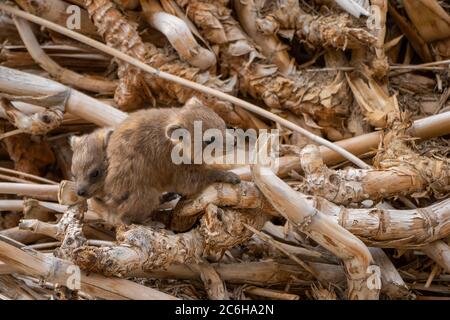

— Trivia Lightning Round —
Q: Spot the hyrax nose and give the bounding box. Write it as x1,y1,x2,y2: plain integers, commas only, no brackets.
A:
77,188,87,197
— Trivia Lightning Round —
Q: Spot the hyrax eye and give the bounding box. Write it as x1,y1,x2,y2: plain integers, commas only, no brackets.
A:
89,169,100,179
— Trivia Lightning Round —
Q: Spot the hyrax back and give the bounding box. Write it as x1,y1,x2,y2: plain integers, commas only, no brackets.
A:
105,97,240,224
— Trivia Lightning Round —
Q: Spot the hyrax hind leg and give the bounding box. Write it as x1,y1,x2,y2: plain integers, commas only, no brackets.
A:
110,188,161,225
176,168,241,198
207,169,241,185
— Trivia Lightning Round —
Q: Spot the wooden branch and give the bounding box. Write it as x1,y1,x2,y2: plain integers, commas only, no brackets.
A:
233,0,294,75
0,183,59,200
422,241,450,274
0,236,177,300
20,202,270,277
369,248,413,299
189,263,229,300
243,286,299,300
0,167,57,185
170,181,277,232
229,110,450,178
166,179,450,249
0,227,48,245
0,200,65,213
0,3,370,169
250,136,380,300
13,17,117,93
140,0,216,70
294,144,449,205
0,66,127,127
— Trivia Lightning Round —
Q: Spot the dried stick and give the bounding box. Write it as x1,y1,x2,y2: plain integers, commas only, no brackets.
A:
369,248,412,299
422,241,450,274
164,180,450,248
188,263,229,300
233,0,294,75
20,202,270,277
250,136,380,300
0,3,370,169
3,258,346,286
140,0,216,70
0,183,59,199
0,66,127,127
0,200,65,213
0,227,48,245
244,224,319,279
294,144,449,205
0,167,57,185
243,286,299,300
259,0,377,50
13,17,117,94
0,235,177,300
388,1,433,62
228,110,450,178
0,234,78,287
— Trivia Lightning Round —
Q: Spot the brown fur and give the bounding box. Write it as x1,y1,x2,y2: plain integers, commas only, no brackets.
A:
105,98,240,224
71,98,240,225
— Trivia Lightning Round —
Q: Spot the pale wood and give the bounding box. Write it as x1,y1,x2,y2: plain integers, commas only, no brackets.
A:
0,183,58,199
369,248,413,299
244,286,300,300
0,66,127,127
422,240,450,273
13,17,117,93
250,137,380,300
141,0,216,70
0,3,369,169
0,236,177,300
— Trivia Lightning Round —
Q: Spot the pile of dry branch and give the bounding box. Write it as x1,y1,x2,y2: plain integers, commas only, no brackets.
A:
0,0,449,300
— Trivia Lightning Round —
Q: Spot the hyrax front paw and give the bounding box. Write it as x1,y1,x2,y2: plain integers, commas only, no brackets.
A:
222,172,241,185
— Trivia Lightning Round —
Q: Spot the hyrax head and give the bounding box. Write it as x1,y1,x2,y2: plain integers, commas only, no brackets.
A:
69,128,113,198
165,97,233,163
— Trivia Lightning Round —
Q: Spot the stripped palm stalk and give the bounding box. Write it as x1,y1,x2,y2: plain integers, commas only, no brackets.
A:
0,233,178,299
20,201,271,276
171,0,353,139
249,135,380,300
228,110,450,178
79,0,252,125
160,180,450,248
248,0,377,51
232,0,294,75
0,66,127,127
140,0,216,70
13,17,117,94
292,143,449,205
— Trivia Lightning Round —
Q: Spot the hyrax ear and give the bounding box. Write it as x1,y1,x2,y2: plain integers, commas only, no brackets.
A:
165,122,185,143
102,128,114,149
183,96,204,110
69,135,81,150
